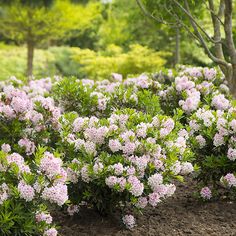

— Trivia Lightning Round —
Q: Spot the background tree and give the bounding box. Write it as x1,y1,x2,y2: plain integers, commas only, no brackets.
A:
136,0,236,94
0,0,100,77
98,0,208,67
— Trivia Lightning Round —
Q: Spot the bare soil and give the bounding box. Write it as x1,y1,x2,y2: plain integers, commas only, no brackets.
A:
57,180,236,236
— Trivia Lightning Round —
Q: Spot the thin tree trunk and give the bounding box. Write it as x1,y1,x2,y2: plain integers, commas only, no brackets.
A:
174,27,180,66
229,64,236,96
27,41,34,78
224,0,236,95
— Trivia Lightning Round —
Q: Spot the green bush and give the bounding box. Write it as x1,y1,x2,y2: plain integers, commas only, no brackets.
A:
0,44,169,80
0,44,57,80
72,44,169,79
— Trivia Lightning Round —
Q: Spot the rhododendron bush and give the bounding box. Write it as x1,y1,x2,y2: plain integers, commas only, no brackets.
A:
188,107,236,198
1,65,236,234
58,109,193,216
0,77,61,156
0,148,67,235
158,66,231,117
52,73,162,117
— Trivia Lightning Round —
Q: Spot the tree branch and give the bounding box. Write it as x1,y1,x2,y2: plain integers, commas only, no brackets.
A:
208,0,226,61
172,0,222,44
136,0,176,26
174,0,229,67
204,0,225,27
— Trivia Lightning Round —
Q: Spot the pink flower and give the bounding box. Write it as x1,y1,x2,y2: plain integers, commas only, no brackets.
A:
7,153,24,166
122,214,136,229
221,173,236,187
42,184,68,206
84,141,97,156
0,183,9,204
67,205,79,216
81,165,91,183
200,187,212,200
111,73,123,82
18,181,35,202
36,212,53,224
196,135,206,148
122,142,136,155
181,162,194,175
97,98,108,111
105,176,118,188
109,139,122,153
127,176,144,196
93,162,104,174
135,197,148,209
229,119,236,132
148,192,161,207
1,143,11,153
203,68,216,80
148,173,163,191
211,94,230,110
44,228,58,236
227,148,236,161
2,105,15,118
11,96,32,113
73,117,86,132
18,138,35,155
112,163,124,175
40,152,63,178
213,133,224,147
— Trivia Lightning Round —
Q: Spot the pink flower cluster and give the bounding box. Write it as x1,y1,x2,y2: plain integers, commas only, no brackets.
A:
18,181,35,202
18,138,35,155
0,86,33,119
0,183,9,205
67,204,80,216
221,173,236,188
7,152,30,173
122,214,136,229
211,94,230,110
43,228,58,236
39,152,66,181
36,212,53,224
200,187,212,200
42,184,68,206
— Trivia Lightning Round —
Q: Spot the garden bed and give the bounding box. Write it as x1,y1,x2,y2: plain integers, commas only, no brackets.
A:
57,179,236,236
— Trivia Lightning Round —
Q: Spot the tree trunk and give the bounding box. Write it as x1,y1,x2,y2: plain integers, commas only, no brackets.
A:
220,64,236,97
174,27,180,66
230,64,236,97
27,41,34,78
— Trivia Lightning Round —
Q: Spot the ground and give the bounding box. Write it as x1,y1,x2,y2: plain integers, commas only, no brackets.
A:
57,180,236,236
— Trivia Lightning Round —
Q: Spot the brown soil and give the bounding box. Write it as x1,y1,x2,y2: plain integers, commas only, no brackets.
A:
57,180,236,236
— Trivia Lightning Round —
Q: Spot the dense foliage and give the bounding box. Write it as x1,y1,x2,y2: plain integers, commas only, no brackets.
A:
58,109,193,216
0,44,168,80
1,65,236,234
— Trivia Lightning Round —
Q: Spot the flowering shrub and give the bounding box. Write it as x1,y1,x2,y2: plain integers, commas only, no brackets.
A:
52,73,162,117
1,65,236,232
158,66,231,117
188,106,236,198
58,108,193,222
0,147,68,235
0,78,61,157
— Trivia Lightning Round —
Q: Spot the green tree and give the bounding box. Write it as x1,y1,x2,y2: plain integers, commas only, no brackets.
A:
136,0,236,94
0,0,100,77
99,0,207,67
